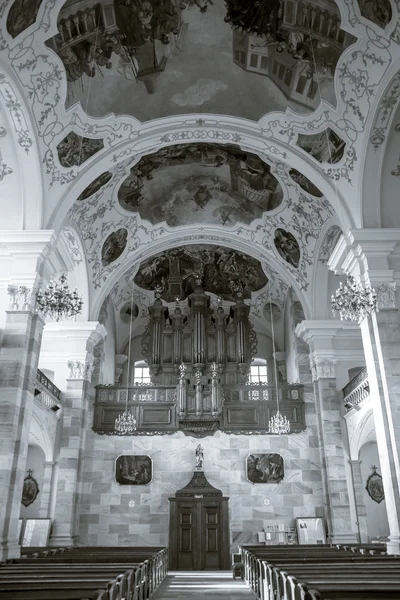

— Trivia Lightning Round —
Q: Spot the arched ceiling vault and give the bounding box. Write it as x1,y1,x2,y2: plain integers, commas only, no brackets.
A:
1,0,400,319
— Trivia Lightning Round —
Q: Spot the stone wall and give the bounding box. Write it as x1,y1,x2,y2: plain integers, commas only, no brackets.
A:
76,407,324,549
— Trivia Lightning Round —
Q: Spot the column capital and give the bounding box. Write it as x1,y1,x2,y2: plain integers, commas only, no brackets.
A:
67,355,95,382
328,229,400,285
0,230,57,288
309,352,337,381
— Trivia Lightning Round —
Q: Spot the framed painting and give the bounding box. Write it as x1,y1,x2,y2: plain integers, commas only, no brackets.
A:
366,466,385,503
115,455,152,486
21,470,39,507
246,453,284,484
296,518,326,545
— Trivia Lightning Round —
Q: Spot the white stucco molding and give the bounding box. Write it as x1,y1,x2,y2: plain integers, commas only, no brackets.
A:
0,230,56,287
328,229,400,285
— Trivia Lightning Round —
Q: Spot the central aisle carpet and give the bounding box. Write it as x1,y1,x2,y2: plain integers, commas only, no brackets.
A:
152,571,253,599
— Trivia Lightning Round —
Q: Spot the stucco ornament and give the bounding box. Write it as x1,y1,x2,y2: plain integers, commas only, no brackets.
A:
376,282,397,310
310,356,337,382
67,358,94,381
8,285,35,311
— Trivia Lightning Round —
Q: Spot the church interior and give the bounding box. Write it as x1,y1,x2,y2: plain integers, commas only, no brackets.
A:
1,0,400,598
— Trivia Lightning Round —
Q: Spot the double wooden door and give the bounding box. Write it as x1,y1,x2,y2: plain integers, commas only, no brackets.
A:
169,497,230,570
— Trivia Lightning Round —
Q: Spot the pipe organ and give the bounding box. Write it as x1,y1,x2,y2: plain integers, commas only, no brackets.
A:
141,280,257,422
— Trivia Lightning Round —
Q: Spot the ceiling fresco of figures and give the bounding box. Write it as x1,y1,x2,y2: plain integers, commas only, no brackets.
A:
134,245,268,301
296,128,346,164
118,142,283,226
44,0,356,122
6,0,44,38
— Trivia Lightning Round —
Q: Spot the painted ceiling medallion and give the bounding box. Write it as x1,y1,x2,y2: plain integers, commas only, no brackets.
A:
57,132,104,168
289,169,323,197
297,128,346,165
101,228,128,267
357,0,392,29
77,171,112,201
118,143,283,227
274,229,300,269
45,0,354,121
7,0,44,38
134,245,268,301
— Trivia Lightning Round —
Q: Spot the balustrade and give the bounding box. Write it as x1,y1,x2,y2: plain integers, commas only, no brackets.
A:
35,369,62,415
342,366,369,410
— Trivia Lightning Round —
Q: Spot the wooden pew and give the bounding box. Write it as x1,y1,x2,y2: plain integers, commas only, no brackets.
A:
0,546,168,600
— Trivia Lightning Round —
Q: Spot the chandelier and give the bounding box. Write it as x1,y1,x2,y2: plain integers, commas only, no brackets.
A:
36,275,83,321
115,286,137,435
331,276,377,322
115,404,137,435
267,295,290,435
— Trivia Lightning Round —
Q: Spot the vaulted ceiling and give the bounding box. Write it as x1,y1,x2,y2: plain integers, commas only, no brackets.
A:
0,0,399,325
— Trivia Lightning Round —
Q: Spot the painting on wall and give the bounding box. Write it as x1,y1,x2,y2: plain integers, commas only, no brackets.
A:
45,0,355,121
7,0,44,38
101,228,128,266
357,0,392,29
21,470,40,507
57,132,104,168
134,245,268,301
77,171,113,200
366,465,385,503
246,453,284,484
115,455,152,485
118,143,283,227
297,128,346,164
274,228,300,268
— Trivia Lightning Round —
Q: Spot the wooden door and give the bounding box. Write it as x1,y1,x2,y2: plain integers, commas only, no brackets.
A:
177,502,198,570
201,502,221,570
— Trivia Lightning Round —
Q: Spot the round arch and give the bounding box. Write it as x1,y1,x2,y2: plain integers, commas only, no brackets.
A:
349,407,375,462
0,58,44,230
29,411,54,462
90,232,311,323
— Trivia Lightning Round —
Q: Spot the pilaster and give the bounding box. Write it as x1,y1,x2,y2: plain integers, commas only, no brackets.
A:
329,230,400,554
46,323,106,546
349,459,369,543
296,321,359,544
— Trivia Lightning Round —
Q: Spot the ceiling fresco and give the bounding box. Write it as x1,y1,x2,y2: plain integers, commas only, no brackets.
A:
274,228,300,268
296,127,346,164
101,228,128,266
77,171,113,200
6,0,44,38
44,0,356,122
134,245,268,301
357,0,392,29
289,169,322,197
57,132,104,168
118,142,283,226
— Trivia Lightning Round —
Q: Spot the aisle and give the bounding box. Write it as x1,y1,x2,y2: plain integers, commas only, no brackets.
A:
152,571,253,599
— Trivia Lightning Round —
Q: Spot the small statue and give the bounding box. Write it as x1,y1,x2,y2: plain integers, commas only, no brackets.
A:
195,444,204,469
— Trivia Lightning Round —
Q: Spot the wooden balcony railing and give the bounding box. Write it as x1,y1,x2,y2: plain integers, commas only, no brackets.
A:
342,367,369,410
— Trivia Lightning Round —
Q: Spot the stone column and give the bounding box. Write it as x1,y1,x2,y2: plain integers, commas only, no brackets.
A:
329,230,400,553
296,321,360,544
0,231,55,561
39,461,55,518
349,459,369,543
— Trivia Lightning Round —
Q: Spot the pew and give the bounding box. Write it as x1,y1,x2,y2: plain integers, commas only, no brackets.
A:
0,546,168,600
241,544,400,600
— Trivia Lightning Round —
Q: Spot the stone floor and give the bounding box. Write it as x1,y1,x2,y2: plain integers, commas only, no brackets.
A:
152,572,253,599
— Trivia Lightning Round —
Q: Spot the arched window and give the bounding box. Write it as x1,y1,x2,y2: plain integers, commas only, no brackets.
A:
250,358,268,384
133,360,150,384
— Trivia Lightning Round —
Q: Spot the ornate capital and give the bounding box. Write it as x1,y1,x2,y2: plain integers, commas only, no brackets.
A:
67,358,94,381
376,282,397,310
7,285,35,311
310,355,336,382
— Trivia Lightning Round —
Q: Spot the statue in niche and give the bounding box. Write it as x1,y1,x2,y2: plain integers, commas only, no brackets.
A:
195,444,204,469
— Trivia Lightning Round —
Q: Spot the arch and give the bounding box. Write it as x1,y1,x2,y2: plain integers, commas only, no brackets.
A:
58,225,90,321
46,122,354,236
90,231,312,323
0,58,44,229
349,407,375,461
310,221,343,319
361,65,400,228
29,411,54,461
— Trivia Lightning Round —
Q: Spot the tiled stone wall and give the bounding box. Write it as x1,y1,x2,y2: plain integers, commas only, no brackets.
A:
77,416,324,550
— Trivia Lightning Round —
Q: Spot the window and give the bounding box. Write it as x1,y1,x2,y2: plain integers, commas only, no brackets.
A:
133,361,150,384
250,359,268,384
250,53,258,68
